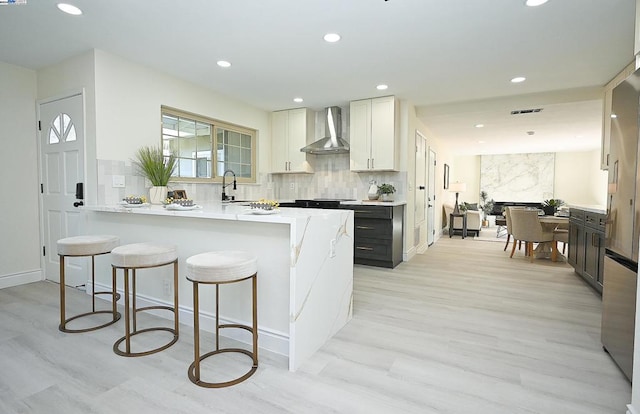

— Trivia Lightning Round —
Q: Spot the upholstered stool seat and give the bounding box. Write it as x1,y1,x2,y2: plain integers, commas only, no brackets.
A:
111,242,179,357
186,250,258,388
57,235,121,333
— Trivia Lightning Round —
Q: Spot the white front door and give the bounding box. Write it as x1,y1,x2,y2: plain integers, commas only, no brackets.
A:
39,93,86,285
427,149,436,246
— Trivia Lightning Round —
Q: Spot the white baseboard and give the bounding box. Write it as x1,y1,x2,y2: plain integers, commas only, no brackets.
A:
88,281,289,357
627,404,638,414
404,246,416,262
0,269,43,289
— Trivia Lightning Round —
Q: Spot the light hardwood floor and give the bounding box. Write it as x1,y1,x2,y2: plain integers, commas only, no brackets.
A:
0,237,631,413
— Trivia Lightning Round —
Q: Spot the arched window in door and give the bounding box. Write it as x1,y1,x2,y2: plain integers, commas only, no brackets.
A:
48,113,77,144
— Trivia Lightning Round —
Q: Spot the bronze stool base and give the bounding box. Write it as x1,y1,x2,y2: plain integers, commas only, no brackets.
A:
112,259,179,357
187,274,258,388
59,253,121,333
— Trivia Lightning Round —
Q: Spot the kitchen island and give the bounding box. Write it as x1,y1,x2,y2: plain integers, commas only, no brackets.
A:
82,203,354,371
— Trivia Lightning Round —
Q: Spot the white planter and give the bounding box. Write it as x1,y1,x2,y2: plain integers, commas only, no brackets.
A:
149,186,167,205
379,193,394,202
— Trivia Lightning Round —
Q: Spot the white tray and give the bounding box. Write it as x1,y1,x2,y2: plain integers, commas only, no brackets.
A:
119,202,150,208
164,204,201,211
246,208,280,215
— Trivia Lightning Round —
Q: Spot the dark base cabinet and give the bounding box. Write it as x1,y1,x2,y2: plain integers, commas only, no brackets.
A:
568,208,606,293
343,204,404,268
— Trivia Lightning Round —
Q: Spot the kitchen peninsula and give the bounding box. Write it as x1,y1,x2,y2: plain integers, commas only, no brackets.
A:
82,203,354,371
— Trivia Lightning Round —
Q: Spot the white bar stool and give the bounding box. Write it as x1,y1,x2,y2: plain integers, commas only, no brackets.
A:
111,242,179,357
186,251,258,388
57,235,121,333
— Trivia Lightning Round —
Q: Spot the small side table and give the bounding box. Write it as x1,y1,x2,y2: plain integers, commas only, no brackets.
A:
449,213,467,239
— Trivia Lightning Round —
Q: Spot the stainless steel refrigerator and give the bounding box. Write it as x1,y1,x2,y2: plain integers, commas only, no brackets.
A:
602,68,640,382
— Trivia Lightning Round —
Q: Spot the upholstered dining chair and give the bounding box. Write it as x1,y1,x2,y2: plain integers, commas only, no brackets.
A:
509,209,556,262
503,206,526,252
553,222,569,254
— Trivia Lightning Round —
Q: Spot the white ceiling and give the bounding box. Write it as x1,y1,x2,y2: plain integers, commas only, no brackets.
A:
0,0,635,155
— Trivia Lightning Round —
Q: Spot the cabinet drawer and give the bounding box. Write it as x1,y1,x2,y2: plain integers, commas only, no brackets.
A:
585,213,606,232
569,209,585,222
354,218,392,240
347,205,393,219
354,238,391,260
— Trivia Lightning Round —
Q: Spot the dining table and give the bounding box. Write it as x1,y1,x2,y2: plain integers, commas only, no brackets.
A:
535,215,569,261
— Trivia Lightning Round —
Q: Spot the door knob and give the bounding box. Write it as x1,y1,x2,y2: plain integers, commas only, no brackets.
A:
418,186,425,190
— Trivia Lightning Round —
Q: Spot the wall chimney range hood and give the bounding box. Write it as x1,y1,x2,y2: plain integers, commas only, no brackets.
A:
300,106,350,154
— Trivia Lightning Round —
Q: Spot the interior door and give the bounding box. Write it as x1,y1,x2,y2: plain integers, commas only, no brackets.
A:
427,149,436,245
415,132,426,228
39,93,85,285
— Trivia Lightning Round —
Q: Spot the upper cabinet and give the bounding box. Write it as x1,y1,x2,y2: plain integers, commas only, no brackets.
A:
601,62,635,170
271,108,314,174
349,96,399,171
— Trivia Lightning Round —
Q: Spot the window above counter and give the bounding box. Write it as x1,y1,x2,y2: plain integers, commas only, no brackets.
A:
161,106,257,183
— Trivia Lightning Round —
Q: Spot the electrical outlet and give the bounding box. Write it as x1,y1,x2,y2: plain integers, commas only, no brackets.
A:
329,239,336,258
112,175,125,188
290,182,295,191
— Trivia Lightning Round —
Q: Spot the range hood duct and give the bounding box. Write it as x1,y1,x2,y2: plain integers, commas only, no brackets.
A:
300,106,350,154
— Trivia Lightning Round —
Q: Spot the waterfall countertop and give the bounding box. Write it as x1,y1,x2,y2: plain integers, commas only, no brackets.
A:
83,202,348,223
82,202,354,372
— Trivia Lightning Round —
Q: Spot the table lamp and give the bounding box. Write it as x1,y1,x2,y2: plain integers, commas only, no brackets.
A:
449,182,467,214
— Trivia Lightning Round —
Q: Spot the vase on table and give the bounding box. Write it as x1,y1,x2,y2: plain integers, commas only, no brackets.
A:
149,186,167,205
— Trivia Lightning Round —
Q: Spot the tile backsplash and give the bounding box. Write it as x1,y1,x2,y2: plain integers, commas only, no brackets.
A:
97,156,406,204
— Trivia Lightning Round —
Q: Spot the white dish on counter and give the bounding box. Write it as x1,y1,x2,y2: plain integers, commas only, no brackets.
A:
245,208,280,215
118,202,150,208
164,204,202,211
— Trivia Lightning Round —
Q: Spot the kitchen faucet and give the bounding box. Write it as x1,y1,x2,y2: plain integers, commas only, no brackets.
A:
221,169,237,201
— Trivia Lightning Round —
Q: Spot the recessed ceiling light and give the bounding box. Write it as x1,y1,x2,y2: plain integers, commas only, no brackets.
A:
611,114,618,119
323,33,341,43
525,0,549,6
376,84,388,90
474,124,484,128
216,60,231,68
478,140,486,144
57,3,82,15
511,76,526,83
293,97,303,103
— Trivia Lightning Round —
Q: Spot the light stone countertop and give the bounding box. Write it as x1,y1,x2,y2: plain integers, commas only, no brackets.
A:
567,204,607,215
341,200,407,207
83,202,348,223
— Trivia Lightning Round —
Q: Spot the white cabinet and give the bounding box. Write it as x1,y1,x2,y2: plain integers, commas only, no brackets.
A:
601,62,635,170
271,108,314,173
349,96,399,171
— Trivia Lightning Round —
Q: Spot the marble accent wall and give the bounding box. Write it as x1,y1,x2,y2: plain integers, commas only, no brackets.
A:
480,153,555,202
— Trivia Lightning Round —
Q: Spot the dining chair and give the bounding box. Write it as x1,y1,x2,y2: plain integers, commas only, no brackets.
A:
509,209,556,262
503,206,526,252
553,222,569,254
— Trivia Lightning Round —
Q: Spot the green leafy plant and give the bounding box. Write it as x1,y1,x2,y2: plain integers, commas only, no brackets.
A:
479,190,494,220
377,183,396,195
133,146,177,186
542,198,565,207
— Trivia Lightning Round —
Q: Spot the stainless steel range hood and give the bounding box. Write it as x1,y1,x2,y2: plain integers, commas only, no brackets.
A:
300,106,350,154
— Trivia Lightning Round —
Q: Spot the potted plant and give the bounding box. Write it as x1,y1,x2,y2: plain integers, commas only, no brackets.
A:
542,198,565,216
479,190,494,227
377,183,396,202
133,146,177,204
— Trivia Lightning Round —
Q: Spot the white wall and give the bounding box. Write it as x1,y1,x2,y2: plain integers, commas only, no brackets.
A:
555,150,607,207
0,62,41,288
452,150,607,208
93,50,270,170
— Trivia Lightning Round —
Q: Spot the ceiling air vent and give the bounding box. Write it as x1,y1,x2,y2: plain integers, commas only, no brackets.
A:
510,108,543,115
